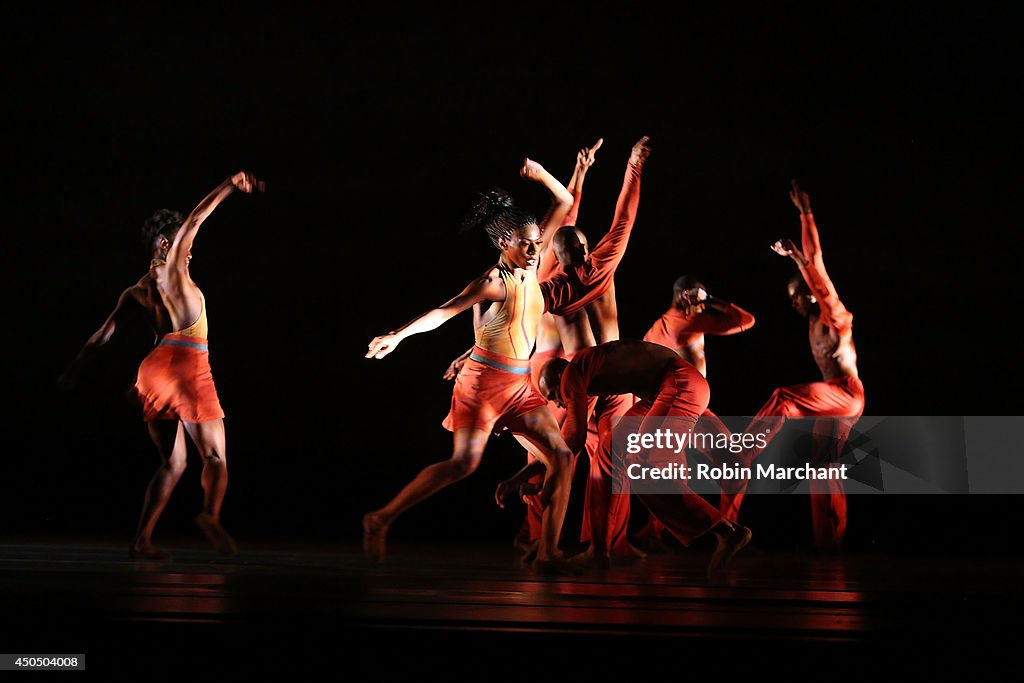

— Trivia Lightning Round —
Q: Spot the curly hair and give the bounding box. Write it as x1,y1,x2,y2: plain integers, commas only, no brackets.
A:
461,189,537,249
140,209,184,248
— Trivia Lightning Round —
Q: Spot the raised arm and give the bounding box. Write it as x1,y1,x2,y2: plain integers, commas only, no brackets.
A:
538,139,603,282
167,171,263,270
585,135,650,279
562,138,602,228
366,273,505,359
520,158,574,245
777,181,852,331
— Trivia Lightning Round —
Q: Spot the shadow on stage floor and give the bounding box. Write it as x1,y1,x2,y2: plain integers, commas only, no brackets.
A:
1,536,1019,676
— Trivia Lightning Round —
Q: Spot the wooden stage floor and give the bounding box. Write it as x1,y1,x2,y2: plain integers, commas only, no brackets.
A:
1,537,1019,675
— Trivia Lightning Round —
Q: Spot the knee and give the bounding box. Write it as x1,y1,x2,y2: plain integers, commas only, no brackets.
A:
448,453,480,479
164,455,187,476
199,448,225,466
548,447,573,476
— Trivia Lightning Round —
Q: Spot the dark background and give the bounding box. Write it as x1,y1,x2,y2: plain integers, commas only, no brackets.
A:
5,5,1021,551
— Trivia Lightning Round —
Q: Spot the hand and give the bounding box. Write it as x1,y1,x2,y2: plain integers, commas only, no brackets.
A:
629,135,652,166
520,158,546,182
771,238,799,257
366,333,401,359
576,138,603,169
495,477,520,509
231,171,265,194
789,179,811,214
443,355,467,380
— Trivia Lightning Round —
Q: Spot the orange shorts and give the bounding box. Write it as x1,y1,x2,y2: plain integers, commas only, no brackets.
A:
443,346,547,434
134,334,225,423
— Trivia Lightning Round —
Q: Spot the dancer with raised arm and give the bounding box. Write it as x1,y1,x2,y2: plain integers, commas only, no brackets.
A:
66,171,262,559
720,181,864,549
364,158,577,573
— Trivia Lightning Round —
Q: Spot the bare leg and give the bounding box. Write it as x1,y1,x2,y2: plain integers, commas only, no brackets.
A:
363,428,490,562
507,407,574,571
131,420,186,560
183,418,236,555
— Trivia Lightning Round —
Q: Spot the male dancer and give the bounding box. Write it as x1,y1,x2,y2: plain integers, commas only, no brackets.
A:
720,181,864,549
505,340,753,574
634,277,755,550
513,137,650,562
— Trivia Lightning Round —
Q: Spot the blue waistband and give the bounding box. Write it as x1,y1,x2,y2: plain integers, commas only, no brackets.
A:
470,352,531,375
159,338,209,352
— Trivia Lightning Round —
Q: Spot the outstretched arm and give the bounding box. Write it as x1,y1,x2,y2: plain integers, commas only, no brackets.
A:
585,136,651,279
366,274,504,359
167,171,263,270
60,288,136,385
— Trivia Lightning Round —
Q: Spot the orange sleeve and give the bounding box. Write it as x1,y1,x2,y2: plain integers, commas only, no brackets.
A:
561,188,583,227
582,161,642,284
697,303,756,335
559,362,591,456
798,213,853,333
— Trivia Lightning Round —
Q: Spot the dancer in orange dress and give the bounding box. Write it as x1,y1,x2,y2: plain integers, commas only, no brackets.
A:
66,171,262,559
719,181,864,549
634,277,755,550
364,157,578,573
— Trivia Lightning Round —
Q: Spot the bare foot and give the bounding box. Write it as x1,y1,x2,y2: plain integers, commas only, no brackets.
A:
568,546,610,571
129,541,172,561
707,524,752,576
194,513,238,555
363,512,389,563
632,531,671,555
609,541,647,563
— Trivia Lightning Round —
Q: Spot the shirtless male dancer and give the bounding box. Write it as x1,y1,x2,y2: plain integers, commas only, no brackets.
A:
67,171,262,559
364,157,577,573
507,340,753,574
720,181,864,549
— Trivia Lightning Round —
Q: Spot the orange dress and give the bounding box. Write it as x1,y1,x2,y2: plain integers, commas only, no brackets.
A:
134,289,224,423
442,264,547,434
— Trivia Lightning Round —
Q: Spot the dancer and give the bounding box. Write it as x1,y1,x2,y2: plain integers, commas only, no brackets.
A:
503,340,753,574
634,277,755,550
364,157,577,573
67,171,262,559
507,136,650,563
643,276,755,377
720,181,864,549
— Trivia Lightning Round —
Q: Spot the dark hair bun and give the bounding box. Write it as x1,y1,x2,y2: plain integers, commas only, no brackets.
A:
461,188,514,233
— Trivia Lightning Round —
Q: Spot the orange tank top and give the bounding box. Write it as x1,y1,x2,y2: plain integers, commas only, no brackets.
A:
474,264,543,360
173,289,209,339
